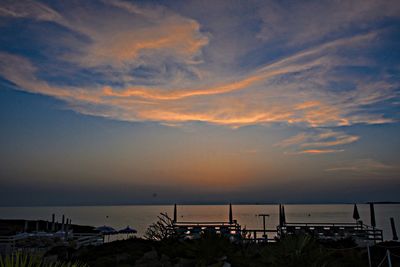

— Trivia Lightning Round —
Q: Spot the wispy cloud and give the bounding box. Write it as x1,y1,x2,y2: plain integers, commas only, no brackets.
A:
326,159,398,174
287,149,344,155
256,0,400,45
0,0,64,23
276,130,359,155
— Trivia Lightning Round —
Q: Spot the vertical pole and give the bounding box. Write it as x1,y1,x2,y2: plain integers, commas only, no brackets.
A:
390,217,398,241
370,203,376,244
173,204,177,223
65,219,69,239
24,220,28,232
229,203,233,224
253,230,257,242
263,216,266,237
51,214,55,232
36,221,39,233
279,204,283,237
367,245,372,267
62,215,65,231
387,250,392,267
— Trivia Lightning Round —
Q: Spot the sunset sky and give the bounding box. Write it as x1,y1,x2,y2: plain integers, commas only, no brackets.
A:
0,0,399,206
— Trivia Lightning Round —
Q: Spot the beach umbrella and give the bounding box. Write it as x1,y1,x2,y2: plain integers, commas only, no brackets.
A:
229,203,233,224
281,205,286,225
353,204,360,221
95,225,117,234
278,204,283,237
390,218,398,241
119,226,137,234
174,203,177,223
370,203,376,227
119,225,137,238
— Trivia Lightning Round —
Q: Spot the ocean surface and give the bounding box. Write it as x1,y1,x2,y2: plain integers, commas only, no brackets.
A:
1,204,399,240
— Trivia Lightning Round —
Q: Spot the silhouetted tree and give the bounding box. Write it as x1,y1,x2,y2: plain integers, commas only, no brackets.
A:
144,212,174,241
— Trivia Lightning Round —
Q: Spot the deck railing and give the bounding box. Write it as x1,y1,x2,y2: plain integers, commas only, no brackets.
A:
278,222,383,242
0,232,103,253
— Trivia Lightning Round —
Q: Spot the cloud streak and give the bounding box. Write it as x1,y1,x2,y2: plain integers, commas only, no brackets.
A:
326,159,398,174
276,129,359,155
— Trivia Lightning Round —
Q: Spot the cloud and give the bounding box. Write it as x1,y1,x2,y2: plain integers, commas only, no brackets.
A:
326,159,398,174
287,149,344,155
0,0,64,23
276,129,359,155
256,0,400,46
0,0,398,138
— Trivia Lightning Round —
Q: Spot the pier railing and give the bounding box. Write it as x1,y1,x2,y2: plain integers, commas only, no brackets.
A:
241,229,277,243
0,232,103,253
171,221,242,239
278,222,383,242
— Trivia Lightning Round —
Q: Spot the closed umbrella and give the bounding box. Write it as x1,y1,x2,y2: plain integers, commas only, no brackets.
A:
229,203,233,224
174,204,177,223
353,204,360,221
370,203,376,227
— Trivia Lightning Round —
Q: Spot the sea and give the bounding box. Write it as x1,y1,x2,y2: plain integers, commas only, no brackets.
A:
1,204,399,241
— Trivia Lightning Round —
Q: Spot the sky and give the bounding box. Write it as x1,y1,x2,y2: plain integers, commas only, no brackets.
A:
0,0,399,206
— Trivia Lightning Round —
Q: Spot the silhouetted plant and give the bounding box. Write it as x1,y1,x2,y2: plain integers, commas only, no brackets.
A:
0,251,87,267
144,212,174,241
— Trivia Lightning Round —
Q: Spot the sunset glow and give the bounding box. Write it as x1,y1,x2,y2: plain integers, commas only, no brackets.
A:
0,0,399,205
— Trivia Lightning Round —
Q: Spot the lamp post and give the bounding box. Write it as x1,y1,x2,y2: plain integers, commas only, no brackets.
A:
258,214,270,239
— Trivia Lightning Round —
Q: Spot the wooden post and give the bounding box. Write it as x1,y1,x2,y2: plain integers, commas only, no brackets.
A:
390,217,398,241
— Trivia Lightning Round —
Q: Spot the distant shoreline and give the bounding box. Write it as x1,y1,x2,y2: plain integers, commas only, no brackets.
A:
1,201,399,208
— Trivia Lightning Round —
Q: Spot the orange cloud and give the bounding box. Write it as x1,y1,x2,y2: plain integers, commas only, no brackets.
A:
291,149,344,155
82,18,208,67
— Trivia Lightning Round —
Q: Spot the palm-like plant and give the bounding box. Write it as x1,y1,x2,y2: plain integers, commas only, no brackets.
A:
0,252,88,267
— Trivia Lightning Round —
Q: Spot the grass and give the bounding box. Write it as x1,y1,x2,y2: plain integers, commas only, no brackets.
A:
0,252,87,267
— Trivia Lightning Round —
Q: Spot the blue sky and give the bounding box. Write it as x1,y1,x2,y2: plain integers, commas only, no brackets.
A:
0,0,399,205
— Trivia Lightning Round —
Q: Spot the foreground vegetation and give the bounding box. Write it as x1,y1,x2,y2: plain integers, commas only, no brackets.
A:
48,235,398,267
0,251,87,267
3,235,400,267
3,216,399,266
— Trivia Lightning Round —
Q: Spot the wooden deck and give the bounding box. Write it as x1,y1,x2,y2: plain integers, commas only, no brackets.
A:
171,220,383,244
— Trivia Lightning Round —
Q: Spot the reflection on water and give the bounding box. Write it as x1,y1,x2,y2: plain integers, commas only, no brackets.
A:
0,204,399,240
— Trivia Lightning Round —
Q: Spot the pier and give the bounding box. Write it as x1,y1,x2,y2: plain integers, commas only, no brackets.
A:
170,203,387,245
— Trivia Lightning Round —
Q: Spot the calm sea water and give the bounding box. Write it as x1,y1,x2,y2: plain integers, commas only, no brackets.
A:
1,204,399,240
